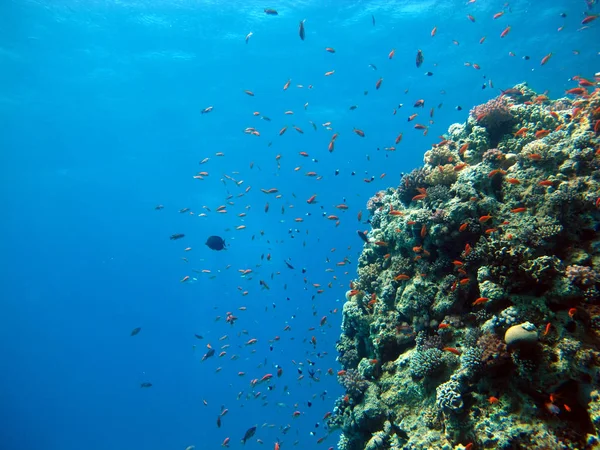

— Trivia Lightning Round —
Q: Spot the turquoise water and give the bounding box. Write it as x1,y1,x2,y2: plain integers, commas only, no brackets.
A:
0,1,597,449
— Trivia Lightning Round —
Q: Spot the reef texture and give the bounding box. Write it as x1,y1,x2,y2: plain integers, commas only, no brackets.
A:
330,83,600,450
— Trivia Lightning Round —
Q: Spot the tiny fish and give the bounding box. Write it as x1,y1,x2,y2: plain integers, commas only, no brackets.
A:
140,382,153,388
416,49,424,68
299,20,305,40
130,327,141,336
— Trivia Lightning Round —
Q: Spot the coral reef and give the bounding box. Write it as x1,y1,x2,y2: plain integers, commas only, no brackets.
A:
331,83,600,449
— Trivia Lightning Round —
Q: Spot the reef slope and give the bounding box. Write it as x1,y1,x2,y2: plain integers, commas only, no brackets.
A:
331,84,600,450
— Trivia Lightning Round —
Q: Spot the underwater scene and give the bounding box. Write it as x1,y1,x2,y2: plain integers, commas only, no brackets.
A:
1,0,600,449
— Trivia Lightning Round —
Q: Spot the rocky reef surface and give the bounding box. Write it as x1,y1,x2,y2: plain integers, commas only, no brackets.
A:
329,83,600,450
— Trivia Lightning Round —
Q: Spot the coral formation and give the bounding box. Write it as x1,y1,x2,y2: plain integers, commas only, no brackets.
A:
330,84,600,449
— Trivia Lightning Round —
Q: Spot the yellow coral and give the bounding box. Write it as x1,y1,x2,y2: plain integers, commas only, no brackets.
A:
425,164,457,186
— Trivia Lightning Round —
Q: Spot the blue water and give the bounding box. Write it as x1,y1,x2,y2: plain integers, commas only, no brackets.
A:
0,1,597,449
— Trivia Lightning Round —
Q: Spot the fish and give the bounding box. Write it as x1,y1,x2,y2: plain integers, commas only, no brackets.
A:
299,20,305,40
206,235,226,251
500,25,511,38
140,382,152,388
170,233,185,240
541,52,553,66
245,32,253,44
416,49,424,67
264,9,278,15
242,426,257,444
201,106,213,114
284,260,295,270
202,346,215,361
130,327,141,336
581,14,598,24
357,230,369,244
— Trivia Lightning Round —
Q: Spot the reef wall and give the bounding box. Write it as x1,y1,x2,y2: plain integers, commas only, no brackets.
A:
330,83,600,450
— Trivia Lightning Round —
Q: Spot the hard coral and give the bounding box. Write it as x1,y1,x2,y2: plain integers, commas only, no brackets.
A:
470,96,515,145
566,265,600,287
339,369,369,400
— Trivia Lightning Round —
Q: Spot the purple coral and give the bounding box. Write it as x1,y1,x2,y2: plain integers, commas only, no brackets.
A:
482,148,506,164
431,209,448,223
366,190,385,213
566,265,599,287
470,96,515,144
339,369,369,399
477,332,510,370
471,96,513,126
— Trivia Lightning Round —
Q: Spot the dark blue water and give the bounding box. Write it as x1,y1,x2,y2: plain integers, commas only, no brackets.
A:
1,1,597,449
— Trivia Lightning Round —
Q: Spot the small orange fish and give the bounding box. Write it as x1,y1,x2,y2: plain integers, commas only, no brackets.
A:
543,323,552,336
395,132,403,144
375,77,383,89
324,70,335,76
538,180,553,186
535,129,550,139
540,52,553,66
412,193,427,201
394,274,410,281
431,26,437,37
511,207,527,213
325,47,336,53
506,178,520,185
488,396,500,404
459,223,468,232
283,79,291,90
500,25,511,38
306,194,317,204
581,14,598,25
479,214,492,223
472,297,489,306
420,224,427,238
353,128,365,137
388,48,395,59
443,347,461,355
244,90,255,96
514,127,528,137
568,308,577,319
528,153,542,160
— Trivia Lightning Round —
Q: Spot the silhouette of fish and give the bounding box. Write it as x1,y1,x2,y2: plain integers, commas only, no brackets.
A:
241,426,257,444
205,235,226,251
